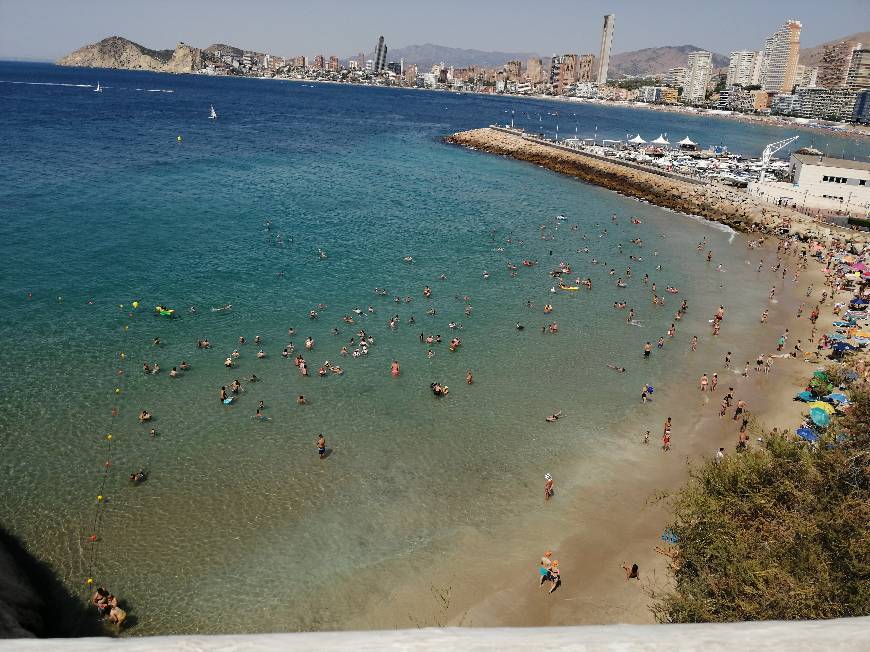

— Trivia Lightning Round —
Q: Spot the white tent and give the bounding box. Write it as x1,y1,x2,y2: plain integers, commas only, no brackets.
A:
677,136,697,146
651,134,670,145
627,134,646,144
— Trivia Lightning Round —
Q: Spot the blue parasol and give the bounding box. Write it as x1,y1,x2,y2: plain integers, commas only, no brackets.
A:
795,391,814,402
809,407,831,428
796,427,818,442
825,393,848,403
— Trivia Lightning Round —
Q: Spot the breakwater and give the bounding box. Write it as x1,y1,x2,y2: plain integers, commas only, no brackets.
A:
445,127,869,250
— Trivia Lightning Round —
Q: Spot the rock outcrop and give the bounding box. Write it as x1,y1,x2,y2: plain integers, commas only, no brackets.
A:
56,36,203,73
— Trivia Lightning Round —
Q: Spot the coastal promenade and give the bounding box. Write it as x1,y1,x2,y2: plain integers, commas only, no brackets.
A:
446,127,869,250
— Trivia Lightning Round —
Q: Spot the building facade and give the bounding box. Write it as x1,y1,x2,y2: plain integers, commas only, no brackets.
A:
550,54,578,95
597,14,615,84
794,87,859,121
683,51,713,103
374,35,387,73
846,50,870,90
791,153,870,208
526,58,543,84
726,50,760,87
666,67,686,89
576,54,595,82
817,40,862,88
854,89,870,124
760,20,802,93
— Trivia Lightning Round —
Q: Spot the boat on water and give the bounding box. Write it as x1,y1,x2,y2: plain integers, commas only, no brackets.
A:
94,82,102,93
209,105,217,120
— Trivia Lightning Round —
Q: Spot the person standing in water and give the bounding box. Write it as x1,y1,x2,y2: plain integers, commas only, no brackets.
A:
315,434,326,459
390,360,400,377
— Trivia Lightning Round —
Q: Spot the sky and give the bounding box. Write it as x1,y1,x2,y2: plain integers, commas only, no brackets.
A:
0,0,867,61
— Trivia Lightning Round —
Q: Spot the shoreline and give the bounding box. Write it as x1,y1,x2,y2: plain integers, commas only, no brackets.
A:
445,127,869,250
345,233,835,631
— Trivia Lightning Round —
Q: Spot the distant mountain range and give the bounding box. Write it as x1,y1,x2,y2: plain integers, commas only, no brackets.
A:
367,43,539,70
57,33,867,80
609,45,729,77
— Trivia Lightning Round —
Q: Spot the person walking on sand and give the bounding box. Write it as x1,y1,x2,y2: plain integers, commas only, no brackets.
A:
699,373,708,392
623,562,639,580
733,399,747,421
711,373,718,391
547,561,561,594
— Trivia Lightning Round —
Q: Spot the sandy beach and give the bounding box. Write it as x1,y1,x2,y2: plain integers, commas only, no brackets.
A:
335,236,840,630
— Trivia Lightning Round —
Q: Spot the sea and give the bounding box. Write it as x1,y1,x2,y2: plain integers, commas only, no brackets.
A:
0,61,865,635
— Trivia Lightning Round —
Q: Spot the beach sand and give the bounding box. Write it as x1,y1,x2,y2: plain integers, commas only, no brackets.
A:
345,242,835,630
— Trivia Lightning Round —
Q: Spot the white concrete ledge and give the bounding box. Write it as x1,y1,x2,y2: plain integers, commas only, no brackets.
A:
4,618,870,651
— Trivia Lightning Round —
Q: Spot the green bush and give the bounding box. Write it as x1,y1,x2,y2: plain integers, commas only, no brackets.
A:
651,384,870,622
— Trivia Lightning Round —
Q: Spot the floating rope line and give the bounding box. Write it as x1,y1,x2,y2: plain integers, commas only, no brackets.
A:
83,303,135,592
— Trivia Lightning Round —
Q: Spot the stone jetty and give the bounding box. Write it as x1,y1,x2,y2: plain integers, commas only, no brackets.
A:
446,127,868,250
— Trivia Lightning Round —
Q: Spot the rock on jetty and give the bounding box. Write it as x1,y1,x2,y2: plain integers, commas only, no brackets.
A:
446,127,868,250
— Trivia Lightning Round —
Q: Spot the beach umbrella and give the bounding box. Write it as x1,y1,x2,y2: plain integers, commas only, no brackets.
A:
825,392,849,403
851,298,868,306
809,408,831,428
807,401,835,414
795,391,814,402
851,263,868,272
796,427,819,442
813,371,829,381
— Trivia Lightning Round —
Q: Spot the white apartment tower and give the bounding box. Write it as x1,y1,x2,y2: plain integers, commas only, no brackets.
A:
374,35,388,73
683,51,713,103
760,20,802,93
726,50,761,87
597,14,615,84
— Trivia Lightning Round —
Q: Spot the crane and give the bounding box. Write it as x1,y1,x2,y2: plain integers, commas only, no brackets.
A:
759,135,799,183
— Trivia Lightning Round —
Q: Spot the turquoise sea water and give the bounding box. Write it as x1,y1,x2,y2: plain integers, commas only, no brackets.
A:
0,62,865,634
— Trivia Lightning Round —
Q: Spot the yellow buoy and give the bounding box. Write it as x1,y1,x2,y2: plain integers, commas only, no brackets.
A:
106,433,113,441
114,388,121,394
97,495,104,502
132,301,139,309
119,352,126,359
177,135,182,142
123,325,129,331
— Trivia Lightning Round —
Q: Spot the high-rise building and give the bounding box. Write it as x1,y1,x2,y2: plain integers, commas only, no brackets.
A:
526,58,543,84
597,14,615,84
726,50,760,87
328,56,340,71
794,64,818,88
550,54,578,95
683,51,713,103
374,35,388,73
313,55,325,69
577,54,596,82
760,20,802,93
817,40,862,88
504,60,522,82
666,67,686,88
846,49,870,90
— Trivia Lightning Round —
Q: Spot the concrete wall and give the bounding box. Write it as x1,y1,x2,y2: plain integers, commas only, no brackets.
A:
4,618,870,651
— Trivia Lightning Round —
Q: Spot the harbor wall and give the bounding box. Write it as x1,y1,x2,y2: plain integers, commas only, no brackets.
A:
445,127,869,250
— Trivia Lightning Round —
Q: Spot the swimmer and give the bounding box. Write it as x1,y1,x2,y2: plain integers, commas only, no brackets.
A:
607,364,626,373
297,395,306,405
466,369,473,384
390,360,400,376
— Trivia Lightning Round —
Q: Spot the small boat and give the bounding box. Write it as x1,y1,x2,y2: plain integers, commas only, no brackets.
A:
94,82,102,93
209,105,217,120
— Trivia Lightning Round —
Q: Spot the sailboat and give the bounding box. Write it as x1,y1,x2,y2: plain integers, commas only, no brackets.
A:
209,105,217,120
94,82,102,93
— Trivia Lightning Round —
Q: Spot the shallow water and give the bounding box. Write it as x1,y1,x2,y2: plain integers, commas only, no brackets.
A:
0,62,854,634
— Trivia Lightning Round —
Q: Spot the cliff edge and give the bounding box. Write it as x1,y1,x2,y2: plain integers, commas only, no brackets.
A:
56,36,202,73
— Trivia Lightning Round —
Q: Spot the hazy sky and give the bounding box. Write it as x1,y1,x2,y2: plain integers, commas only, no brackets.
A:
1,0,867,61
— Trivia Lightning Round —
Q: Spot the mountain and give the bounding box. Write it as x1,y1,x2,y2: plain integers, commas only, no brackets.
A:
372,43,539,70
609,45,728,77
56,36,203,73
800,31,870,67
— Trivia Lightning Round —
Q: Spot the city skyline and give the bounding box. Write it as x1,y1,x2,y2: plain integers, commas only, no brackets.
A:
0,0,867,62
